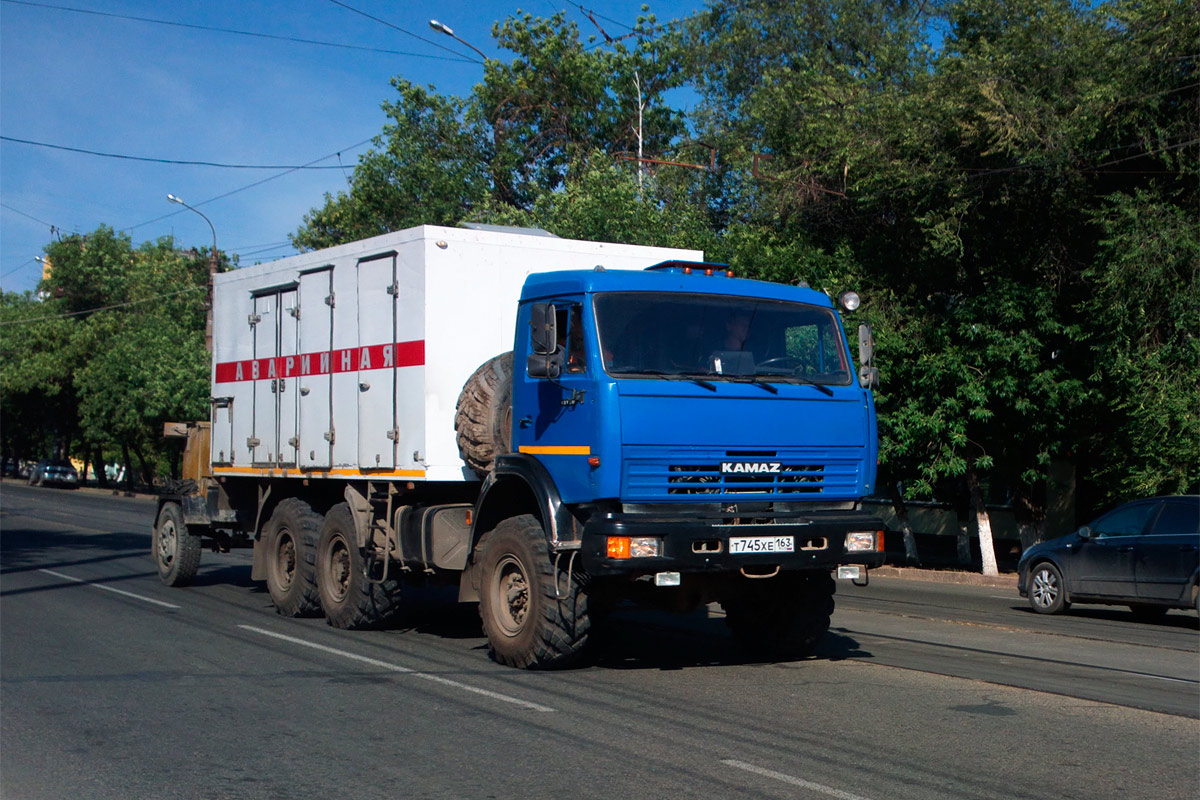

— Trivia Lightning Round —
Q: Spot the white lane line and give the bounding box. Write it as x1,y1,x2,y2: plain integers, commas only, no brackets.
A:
238,625,555,713
722,760,876,800
38,568,181,609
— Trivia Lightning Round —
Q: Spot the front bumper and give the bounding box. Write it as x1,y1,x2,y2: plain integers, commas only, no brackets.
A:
579,510,886,576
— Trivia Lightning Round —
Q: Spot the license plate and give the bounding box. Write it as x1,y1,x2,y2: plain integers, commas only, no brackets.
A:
729,535,795,554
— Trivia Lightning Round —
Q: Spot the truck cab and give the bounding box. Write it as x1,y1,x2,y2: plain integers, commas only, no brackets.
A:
470,262,885,666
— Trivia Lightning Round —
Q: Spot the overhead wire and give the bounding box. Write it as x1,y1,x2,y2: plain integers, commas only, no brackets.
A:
119,135,378,234
0,285,207,326
325,0,482,63
0,0,477,63
1,136,349,169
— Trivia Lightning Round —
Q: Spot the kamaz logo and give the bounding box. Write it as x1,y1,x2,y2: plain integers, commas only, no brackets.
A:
720,462,782,474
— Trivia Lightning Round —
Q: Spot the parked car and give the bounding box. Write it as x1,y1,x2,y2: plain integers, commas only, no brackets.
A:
27,459,80,489
1018,496,1200,618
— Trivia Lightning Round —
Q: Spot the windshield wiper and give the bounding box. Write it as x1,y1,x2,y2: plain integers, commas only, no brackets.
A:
626,369,717,391
744,377,779,394
797,377,834,396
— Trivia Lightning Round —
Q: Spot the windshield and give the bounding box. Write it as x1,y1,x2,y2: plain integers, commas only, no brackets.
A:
594,292,852,385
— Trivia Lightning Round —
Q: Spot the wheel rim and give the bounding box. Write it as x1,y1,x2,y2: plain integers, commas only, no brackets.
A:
1031,566,1059,609
326,536,351,603
492,554,529,638
157,519,177,567
274,530,296,590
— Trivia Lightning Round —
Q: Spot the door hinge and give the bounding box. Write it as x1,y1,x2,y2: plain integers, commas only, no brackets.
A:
288,306,300,319
325,293,335,308
248,314,261,326
287,436,300,448
385,282,399,296
386,428,399,441
246,437,261,448
324,430,335,444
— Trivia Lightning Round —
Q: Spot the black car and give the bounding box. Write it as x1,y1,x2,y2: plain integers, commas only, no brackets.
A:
1018,496,1200,618
28,459,80,488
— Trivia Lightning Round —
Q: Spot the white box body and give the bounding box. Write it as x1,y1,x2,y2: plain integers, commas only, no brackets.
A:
209,225,701,483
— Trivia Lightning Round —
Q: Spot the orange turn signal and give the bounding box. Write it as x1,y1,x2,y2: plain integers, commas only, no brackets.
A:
607,536,631,559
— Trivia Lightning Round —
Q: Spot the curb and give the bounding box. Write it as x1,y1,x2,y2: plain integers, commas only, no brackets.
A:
870,565,1018,589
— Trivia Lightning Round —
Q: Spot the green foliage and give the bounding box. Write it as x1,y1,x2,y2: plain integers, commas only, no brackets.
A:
1083,191,1200,500
291,80,490,250
684,0,1197,522
292,10,687,248
0,229,211,482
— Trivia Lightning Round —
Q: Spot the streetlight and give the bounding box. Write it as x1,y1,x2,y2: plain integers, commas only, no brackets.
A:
429,19,488,61
167,193,219,352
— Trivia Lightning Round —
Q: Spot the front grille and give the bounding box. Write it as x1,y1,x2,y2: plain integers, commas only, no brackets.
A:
668,463,824,495
622,447,862,502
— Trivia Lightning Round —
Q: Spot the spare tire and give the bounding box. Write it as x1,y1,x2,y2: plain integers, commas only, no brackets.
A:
455,352,513,477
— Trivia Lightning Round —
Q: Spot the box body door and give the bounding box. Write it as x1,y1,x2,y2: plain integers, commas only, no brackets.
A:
251,293,277,464
298,269,333,469
356,253,397,469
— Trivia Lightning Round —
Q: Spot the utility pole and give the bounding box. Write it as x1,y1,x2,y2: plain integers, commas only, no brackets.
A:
167,194,218,352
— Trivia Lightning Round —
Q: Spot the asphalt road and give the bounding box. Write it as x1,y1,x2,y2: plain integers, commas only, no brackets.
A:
2,481,1197,800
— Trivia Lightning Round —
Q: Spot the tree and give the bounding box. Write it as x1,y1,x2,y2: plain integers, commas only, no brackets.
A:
292,10,687,250
1,227,212,485
683,0,1197,571
292,80,490,250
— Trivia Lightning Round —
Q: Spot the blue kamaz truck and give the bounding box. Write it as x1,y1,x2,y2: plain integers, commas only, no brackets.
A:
154,226,884,669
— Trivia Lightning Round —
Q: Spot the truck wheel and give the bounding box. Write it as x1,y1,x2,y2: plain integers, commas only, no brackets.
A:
316,503,399,629
264,498,323,617
153,502,201,587
478,514,590,669
455,352,513,477
722,572,835,659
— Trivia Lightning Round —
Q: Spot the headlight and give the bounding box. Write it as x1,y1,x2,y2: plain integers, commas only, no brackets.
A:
606,536,662,558
839,291,861,312
844,531,881,552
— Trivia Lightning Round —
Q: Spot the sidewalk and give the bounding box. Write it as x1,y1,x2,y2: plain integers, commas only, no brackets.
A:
871,565,1018,588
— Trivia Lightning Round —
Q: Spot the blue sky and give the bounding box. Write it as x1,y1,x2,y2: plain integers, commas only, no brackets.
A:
0,0,704,293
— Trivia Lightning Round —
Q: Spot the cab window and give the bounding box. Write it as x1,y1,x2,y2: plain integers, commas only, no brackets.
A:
556,304,586,373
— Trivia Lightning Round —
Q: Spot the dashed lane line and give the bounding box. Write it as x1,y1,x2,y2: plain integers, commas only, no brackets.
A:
722,760,877,800
238,624,556,713
38,568,181,609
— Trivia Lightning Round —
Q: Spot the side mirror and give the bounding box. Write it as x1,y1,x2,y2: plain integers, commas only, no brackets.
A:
858,365,880,389
527,351,564,380
529,303,558,356
857,323,874,367
857,323,878,388
1076,525,1093,540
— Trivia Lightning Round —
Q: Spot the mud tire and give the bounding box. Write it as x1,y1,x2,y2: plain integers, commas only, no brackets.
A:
478,514,590,669
316,503,400,629
455,352,513,477
153,502,201,587
263,498,323,617
722,571,835,659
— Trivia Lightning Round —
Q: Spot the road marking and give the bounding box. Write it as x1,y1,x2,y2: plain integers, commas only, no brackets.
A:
38,569,181,609
238,625,556,713
722,760,876,800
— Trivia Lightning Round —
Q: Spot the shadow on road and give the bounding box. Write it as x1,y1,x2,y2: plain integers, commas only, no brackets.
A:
1011,603,1200,630
0,526,148,574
